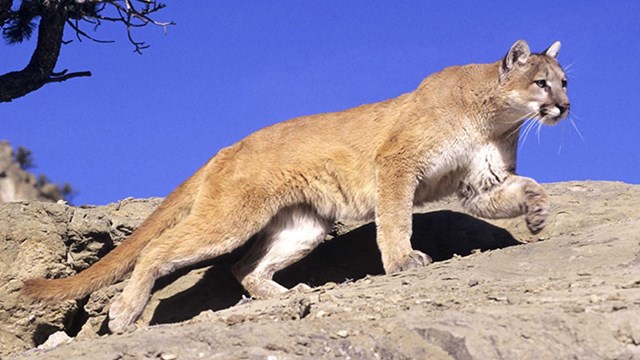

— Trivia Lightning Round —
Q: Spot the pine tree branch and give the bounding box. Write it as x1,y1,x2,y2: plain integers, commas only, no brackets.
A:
0,0,171,102
47,70,92,83
66,18,114,43
0,0,12,27
0,0,71,102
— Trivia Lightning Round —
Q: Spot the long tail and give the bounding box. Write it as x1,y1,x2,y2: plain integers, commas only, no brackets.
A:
21,167,204,302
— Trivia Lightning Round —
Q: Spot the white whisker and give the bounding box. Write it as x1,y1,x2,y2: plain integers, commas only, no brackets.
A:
527,119,539,143
569,117,586,143
564,62,578,80
499,111,533,126
535,116,546,143
506,112,536,138
520,118,537,146
557,116,568,154
507,122,525,138
564,62,576,71
565,110,586,143
569,110,585,121
564,62,578,76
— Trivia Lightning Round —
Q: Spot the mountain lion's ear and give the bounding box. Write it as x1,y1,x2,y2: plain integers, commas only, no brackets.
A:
543,41,561,59
500,40,531,80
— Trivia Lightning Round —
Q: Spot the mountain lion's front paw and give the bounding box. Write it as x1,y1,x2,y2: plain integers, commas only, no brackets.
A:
386,250,432,274
288,283,312,294
524,186,550,234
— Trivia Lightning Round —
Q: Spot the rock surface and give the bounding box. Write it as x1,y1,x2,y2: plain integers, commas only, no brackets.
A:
0,141,64,203
2,181,640,359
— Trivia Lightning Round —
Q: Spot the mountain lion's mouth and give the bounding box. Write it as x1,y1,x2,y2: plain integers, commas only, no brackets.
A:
539,106,568,125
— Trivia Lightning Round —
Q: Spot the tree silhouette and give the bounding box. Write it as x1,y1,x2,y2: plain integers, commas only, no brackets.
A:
0,0,173,103
14,145,34,169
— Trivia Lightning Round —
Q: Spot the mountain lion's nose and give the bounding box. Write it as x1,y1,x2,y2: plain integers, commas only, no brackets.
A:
557,103,570,114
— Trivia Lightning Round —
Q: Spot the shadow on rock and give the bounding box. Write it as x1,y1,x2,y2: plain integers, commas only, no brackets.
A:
277,210,520,287
149,263,246,326
149,210,519,326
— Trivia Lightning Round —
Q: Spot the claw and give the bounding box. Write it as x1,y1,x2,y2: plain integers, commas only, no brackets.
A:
525,190,550,234
386,250,432,274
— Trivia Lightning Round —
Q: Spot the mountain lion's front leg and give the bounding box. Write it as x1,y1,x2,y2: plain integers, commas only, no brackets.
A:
374,165,432,274
459,175,549,234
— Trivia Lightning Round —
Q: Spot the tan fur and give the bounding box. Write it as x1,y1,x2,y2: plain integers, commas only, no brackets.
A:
21,40,570,333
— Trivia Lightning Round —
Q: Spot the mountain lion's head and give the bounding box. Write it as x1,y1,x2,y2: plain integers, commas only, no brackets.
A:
500,40,570,125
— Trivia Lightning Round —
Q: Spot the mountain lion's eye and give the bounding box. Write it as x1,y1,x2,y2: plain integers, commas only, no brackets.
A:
534,80,547,88
561,79,568,88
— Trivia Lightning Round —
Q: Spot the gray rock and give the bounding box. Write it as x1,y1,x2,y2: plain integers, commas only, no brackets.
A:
0,198,161,355
0,141,64,203
2,181,640,359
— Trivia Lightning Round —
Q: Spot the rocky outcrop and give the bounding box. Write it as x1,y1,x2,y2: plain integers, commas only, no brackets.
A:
0,197,162,355
0,141,64,203
2,181,640,359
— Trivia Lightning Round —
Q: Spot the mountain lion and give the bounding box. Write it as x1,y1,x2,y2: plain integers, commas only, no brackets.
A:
22,40,570,333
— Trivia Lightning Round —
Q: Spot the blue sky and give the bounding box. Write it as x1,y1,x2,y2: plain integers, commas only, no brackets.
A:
2,2,639,205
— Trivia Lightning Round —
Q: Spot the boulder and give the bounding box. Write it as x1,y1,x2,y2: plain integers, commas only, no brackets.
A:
2,181,640,359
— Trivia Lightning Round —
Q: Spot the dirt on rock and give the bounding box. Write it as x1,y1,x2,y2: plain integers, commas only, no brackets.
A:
2,181,640,359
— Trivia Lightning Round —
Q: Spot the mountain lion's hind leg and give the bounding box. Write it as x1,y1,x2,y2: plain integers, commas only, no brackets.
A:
232,206,332,299
108,211,264,333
